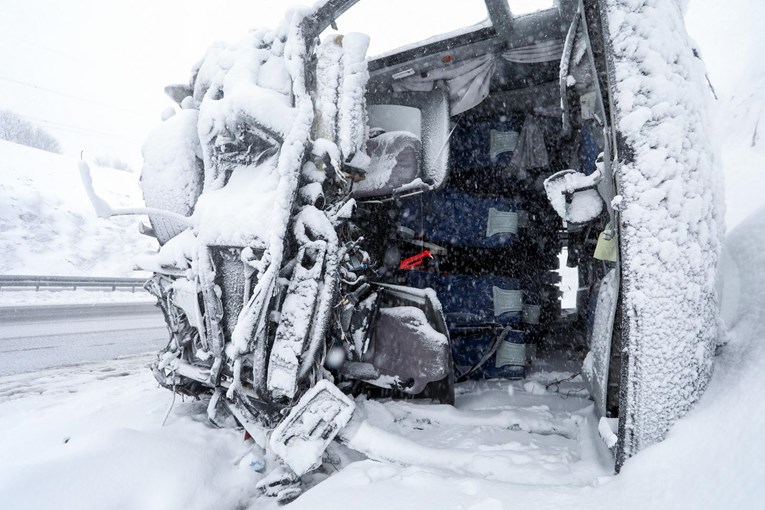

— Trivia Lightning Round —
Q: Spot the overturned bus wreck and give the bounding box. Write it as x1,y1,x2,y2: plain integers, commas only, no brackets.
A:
125,0,721,501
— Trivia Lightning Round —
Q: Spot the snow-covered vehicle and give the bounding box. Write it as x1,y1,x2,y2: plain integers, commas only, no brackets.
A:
126,0,721,497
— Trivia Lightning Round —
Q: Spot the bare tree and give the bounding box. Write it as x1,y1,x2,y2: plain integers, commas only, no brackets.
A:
0,109,62,154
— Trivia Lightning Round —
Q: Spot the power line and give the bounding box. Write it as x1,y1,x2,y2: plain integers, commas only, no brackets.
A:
0,75,144,116
0,37,87,67
12,111,143,142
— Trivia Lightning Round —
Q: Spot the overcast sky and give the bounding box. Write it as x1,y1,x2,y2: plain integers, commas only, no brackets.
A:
0,0,759,168
0,0,561,166
0,0,314,166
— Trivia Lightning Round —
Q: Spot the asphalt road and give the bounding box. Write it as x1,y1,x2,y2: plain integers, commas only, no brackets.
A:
0,303,168,376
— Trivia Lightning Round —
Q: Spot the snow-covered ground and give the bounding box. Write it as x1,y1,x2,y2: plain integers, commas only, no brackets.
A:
0,1,763,509
0,356,260,510
294,203,765,508
1,229,763,510
0,139,156,277
0,354,608,510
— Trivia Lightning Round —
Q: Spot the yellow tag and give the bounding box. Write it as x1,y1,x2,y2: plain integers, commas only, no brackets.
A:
594,229,617,262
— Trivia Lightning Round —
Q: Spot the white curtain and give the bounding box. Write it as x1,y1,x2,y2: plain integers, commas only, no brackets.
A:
390,40,564,116
392,54,495,115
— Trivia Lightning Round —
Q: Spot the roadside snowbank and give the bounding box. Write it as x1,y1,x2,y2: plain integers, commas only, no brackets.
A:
590,206,765,508
0,356,260,510
0,140,156,276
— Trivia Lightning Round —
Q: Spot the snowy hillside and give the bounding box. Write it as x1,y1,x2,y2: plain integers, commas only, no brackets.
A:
0,140,157,276
686,0,765,228
712,70,765,228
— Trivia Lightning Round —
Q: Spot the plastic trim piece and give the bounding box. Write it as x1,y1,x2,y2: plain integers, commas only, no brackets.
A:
495,339,526,367
486,208,519,237
492,286,524,315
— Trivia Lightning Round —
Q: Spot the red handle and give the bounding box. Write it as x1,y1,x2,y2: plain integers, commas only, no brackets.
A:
399,250,432,270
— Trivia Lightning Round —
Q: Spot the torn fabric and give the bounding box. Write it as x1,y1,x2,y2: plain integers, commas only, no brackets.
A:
392,54,495,115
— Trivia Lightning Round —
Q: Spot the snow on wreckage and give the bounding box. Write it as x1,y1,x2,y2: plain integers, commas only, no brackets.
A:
80,0,722,503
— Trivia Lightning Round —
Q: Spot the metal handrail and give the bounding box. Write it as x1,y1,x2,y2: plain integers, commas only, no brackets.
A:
0,275,147,292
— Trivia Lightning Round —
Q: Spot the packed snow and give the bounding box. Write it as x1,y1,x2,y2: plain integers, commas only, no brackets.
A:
0,357,262,510
193,154,283,246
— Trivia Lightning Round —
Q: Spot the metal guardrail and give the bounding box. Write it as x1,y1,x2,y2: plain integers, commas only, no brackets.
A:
0,275,147,292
